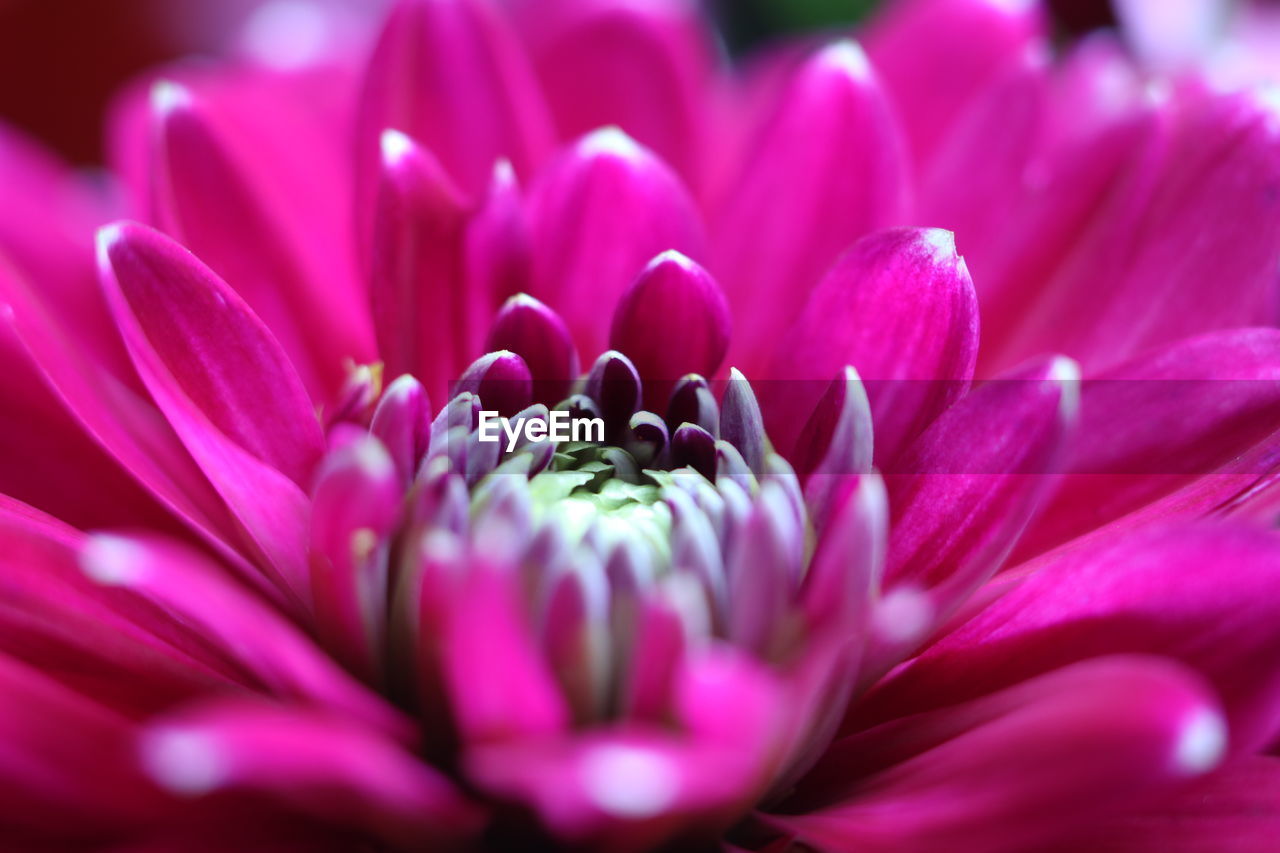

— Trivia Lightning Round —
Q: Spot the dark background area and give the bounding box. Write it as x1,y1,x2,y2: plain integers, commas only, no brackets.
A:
0,0,1115,166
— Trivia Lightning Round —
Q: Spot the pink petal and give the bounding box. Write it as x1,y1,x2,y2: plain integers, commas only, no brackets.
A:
467,647,784,850
1016,328,1280,559
0,653,162,838
987,86,1280,373
609,250,730,403
0,498,238,714
79,532,407,739
98,222,317,605
855,524,1280,755
3,251,274,599
765,228,979,463
465,160,533,323
784,656,1226,853
355,0,553,222
714,41,909,363
440,564,571,743
1048,756,1280,853
309,435,403,683
370,130,471,404
141,702,482,848
863,0,1048,166
515,0,718,191
526,128,707,360
146,77,373,400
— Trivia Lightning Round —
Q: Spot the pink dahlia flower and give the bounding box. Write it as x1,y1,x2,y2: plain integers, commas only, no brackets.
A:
1,0,1280,850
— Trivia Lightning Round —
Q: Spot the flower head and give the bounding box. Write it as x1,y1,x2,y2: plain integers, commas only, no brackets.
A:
1,0,1280,850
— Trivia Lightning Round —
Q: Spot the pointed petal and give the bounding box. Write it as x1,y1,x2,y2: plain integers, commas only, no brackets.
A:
610,250,730,403
466,161,533,321
147,78,373,399
1017,328,1280,558
868,357,1078,667
766,228,979,463
720,368,766,476
526,128,707,359
370,375,432,486
714,40,909,362
97,222,317,604
516,0,718,190
142,702,482,847
309,435,403,682
856,524,1280,755
786,656,1225,853
453,350,533,418
864,0,1048,165
371,131,470,404
355,0,553,219
80,533,407,739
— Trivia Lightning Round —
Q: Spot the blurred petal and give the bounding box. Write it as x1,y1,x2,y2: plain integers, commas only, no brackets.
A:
142,702,481,848
356,0,553,221
715,41,909,362
370,130,470,404
855,524,1280,755
785,656,1225,853
146,76,373,399
864,0,1048,166
487,294,579,404
527,128,706,359
516,0,718,189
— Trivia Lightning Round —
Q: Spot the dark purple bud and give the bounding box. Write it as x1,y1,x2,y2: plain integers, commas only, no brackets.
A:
453,350,533,418
671,422,717,480
627,411,669,467
665,374,719,437
486,294,579,404
609,250,731,405
585,350,643,439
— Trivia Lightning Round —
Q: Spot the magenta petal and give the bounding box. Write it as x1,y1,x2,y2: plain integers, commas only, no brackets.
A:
800,473,887,636
863,0,1047,166
766,228,979,463
370,131,470,404
857,524,1280,755
487,293,580,404
355,0,552,216
97,222,319,603
466,161,533,322
441,565,570,743
0,653,160,838
1017,328,1280,559
989,87,1280,373
714,40,909,362
141,702,482,848
872,356,1078,661
370,375,432,486
526,128,707,359
517,0,718,190
148,79,374,400
79,533,407,739
309,435,403,682
610,250,730,402
720,368,766,475
1052,756,1280,853
786,656,1225,853
2,257,259,578
96,222,323,487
